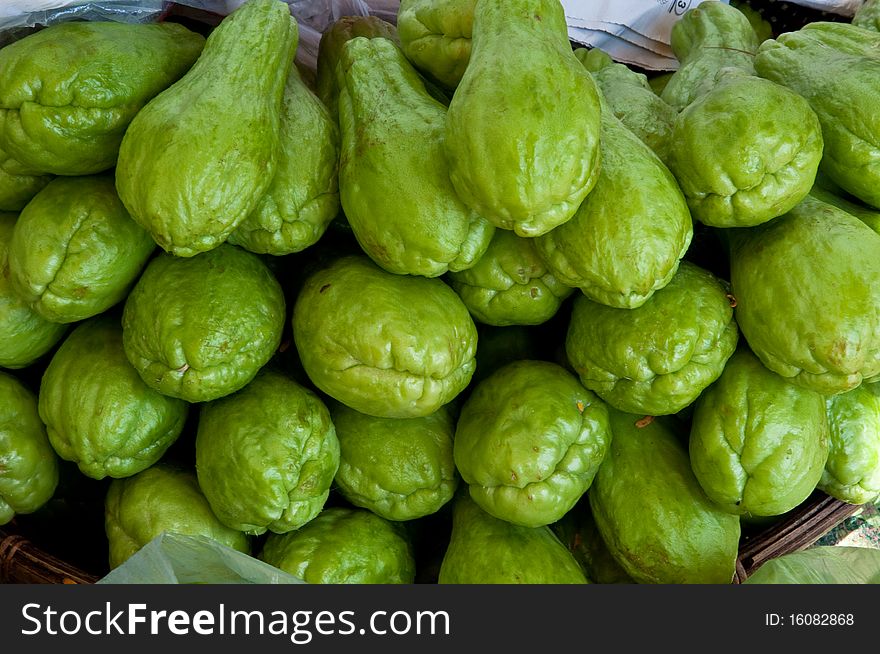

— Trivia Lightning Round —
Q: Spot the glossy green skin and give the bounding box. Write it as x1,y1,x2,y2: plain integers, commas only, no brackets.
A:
590,408,741,584
729,196,880,395
445,0,601,237
122,244,286,403
336,37,492,277
228,65,339,256
316,16,400,123
668,72,822,228
438,492,587,584
819,384,880,505
116,0,296,257
0,372,58,525
661,1,759,111
690,349,829,517
755,23,880,208
8,175,155,324
196,371,339,535
398,0,474,89
535,113,692,309
809,185,880,235
0,22,203,176
552,499,634,584
0,213,66,369
39,317,187,480
577,48,676,163
447,229,572,326
853,0,880,31
292,256,477,418
259,507,415,584
454,360,611,528
0,146,51,212
566,262,739,416
104,464,250,569
331,402,457,521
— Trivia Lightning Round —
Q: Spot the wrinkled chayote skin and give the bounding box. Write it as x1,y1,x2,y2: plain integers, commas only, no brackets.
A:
689,348,829,517
755,22,880,208
335,37,493,277
0,371,59,525
447,229,572,326
122,244,286,403
590,408,741,584
819,384,880,505
316,16,400,123
445,0,602,237
196,371,339,535
397,0,474,89
0,146,51,212
0,21,204,176
227,64,339,256
729,195,880,395
438,492,587,584
116,0,296,256
552,498,634,584
39,317,188,480
668,70,823,228
566,261,739,416
661,1,759,111
853,0,880,31
104,464,250,569
535,112,692,309
8,175,155,324
454,360,611,528
332,402,457,521
293,255,477,419
809,185,880,235
259,507,416,584
0,213,66,369
576,48,677,163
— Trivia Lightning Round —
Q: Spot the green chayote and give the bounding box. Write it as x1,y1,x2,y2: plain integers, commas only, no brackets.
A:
8,175,155,324
335,36,493,277
755,22,880,208
819,384,880,505
729,195,880,395
104,464,250,569
39,317,187,480
0,213,66,369
116,0,296,256
589,408,741,584
454,360,611,528
566,261,738,416
227,64,339,256
260,507,416,584
438,492,587,584
444,0,601,236
689,348,829,517
331,402,457,521
397,0,474,89
853,0,880,31
535,112,692,309
292,255,477,419
196,371,340,535
667,70,823,228
0,21,204,175
809,185,880,235
0,146,51,212
552,499,634,584
0,371,59,525
447,229,572,326
121,244,286,403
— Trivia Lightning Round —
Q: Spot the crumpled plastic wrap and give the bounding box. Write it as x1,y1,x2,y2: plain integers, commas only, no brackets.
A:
97,532,306,584
744,546,880,584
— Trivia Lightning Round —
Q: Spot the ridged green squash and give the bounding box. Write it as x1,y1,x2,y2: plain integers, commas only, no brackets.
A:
397,0,475,89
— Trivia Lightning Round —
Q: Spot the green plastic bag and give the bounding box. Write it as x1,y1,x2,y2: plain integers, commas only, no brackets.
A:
97,532,305,584
745,547,880,584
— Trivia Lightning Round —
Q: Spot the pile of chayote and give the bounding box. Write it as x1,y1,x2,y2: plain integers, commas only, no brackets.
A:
2,0,880,585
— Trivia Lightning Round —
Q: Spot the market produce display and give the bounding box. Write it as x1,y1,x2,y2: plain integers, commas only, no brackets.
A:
3,0,880,585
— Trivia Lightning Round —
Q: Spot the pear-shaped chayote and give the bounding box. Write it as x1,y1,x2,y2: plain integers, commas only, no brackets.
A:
444,0,601,237
115,0,297,256
0,21,204,175
397,0,474,89
335,36,493,277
